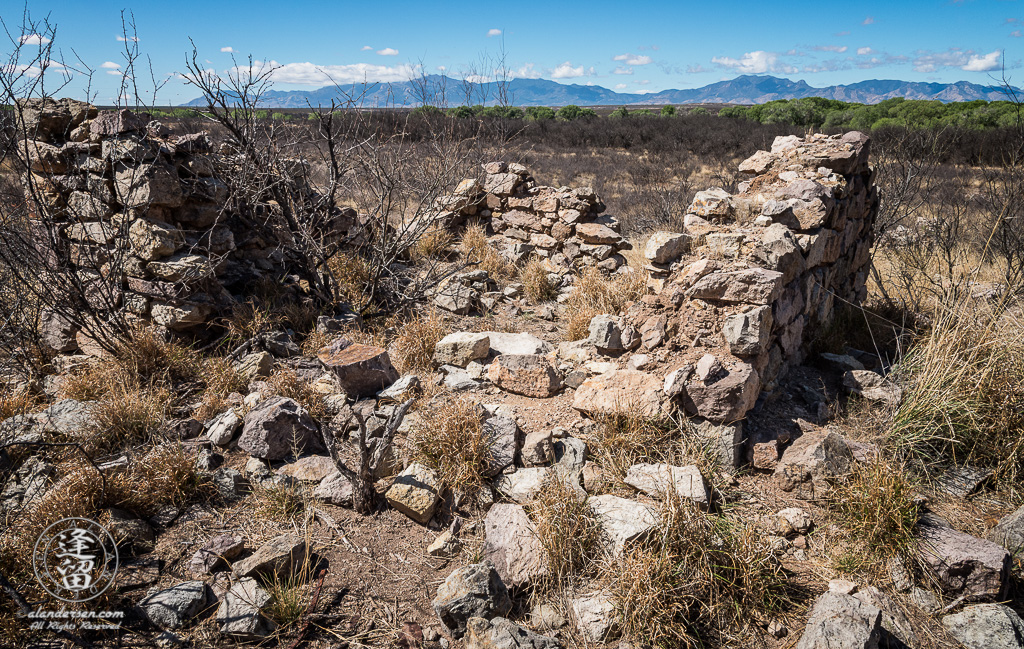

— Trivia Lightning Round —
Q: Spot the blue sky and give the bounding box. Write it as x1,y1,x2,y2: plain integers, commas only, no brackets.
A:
5,0,1022,104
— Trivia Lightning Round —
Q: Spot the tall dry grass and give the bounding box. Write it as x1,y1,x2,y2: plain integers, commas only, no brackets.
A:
563,267,647,340
459,224,516,281
407,397,493,496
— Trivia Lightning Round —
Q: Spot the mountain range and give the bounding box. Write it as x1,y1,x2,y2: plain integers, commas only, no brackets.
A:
183,74,1020,108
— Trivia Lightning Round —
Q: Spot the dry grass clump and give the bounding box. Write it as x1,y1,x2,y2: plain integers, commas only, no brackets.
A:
607,496,790,648
521,258,558,303
527,476,602,584
194,356,249,421
83,383,169,454
460,224,516,281
407,396,492,496
327,251,373,311
115,326,204,384
827,459,921,572
390,310,448,373
0,390,36,421
266,368,328,419
409,226,455,262
252,481,307,521
584,406,678,480
888,299,1024,483
563,267,647,340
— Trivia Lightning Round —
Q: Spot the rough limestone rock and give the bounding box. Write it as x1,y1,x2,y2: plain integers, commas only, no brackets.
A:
589,494,658,556
486,354,563,398
385,463,441,524
464,616,561,649
942,604,1024,649
571,593,619,643
483,416,519,477
495,467,551,503
313,471,353,506
216,577,277,639
434,332,491,367
722,306,773,356
318,337,400,398
482,504,550,589
277,455,336,482
682,362,760,423
794,592,882,649
588,314,623,352
623,463,708,507
232,534,307,580
522,430,555,467
482,332,554,356
187,534,245,576
987,504,1024,557
433,564,513,639
917,514,1009,601
435,283,479,314
238,396,321,461
573,370,667,419
138,581,209,629
688,268,785,305
843,370,902,406
775,431,854,497
690,418,744,469
205,409,241,447
776,507,814,535
644,231,689,264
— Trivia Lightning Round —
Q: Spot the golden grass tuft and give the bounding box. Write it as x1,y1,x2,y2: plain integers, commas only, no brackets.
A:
583,406,678,480
407,396,492,496
607,496,790,648
327,251,373,311
409,227,455,262
520,257,558,303
84,383,169,454
251,481,307,522
390,310,448,373
460,224,516,281
563,266,647,341
266,368,328,419
527,475,602,585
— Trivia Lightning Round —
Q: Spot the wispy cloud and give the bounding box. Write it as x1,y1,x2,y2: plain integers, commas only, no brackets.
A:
116,35,139,42
912,48,1001,73
511,63,542,79
613,53,652,66
613,66,633,75
238,60,418,85
220,46,234,53
614,83,628,89
711,50,797,74
857,47,873,55
376,47,398,56
1012,30,1022,38
813,45,848,53
862,16,875,25
834,30,851,37
549,61,591,79
361,45,373,51
686,64,709,74
19,34,50,45
487,28,502,37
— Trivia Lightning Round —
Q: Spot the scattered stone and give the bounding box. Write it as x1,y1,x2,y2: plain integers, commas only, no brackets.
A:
843,370,902,406
188,534,245,576
521,430,555,466
277,455,336,482
386,463,441,524
319,337,400,398
216,577,277,639
941,604,1024,649
589,494,658,556
776,507,814,535
138,581,209,630
432,564,512,639
232,533,307,580
235,351,273,381
623,463,708,507
793,591,882,649
434,332,491,367
987,503,1024,557
722,306,773,356
105,508,156,552
682,362,760,423
483,331,553,356
644,231,689,264
917,514,1009,601
775,431,854,498
936,465,994,499
313,471,353,506
588,315,624,353
483,417,519,477
820,353,865,372
495,467,551,503
379,374,420,401
482,504,550,589
435,283,478,314
238,396,321,461
573,370,667,419
486,354,563,398
530,604,566,632
570,593,619,643
428,530,461,558
464,616,561,649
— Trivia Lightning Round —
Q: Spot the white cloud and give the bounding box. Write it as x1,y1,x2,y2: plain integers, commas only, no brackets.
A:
437,65,446,72
487,29,502,37
377,47,398,56
711,50,797,74
549,61,588,78
361,45,373,51
963,50,1001,71
511,63,542,79
862,16,875,25
637,79,650,85
19,34,50,45
116,35,139,42
221,46,234,53
614,83,628,89
613,66,633,75
100,61,121,69
813,45,848,53
613,54,652,65
686,64,709,74
239,60,419,85
1012,30,1022,38
106,70,123,76
857,47,872,55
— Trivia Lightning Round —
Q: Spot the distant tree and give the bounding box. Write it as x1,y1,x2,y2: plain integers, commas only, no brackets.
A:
689,106,709,116
660,105,676,117
525,106,556,120
609,106,630,119
447,105,476,118
556,104,595,120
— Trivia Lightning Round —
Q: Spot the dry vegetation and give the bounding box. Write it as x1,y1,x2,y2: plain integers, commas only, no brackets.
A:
407,396,493,497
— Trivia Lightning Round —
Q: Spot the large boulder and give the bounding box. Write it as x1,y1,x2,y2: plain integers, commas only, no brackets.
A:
486,354,563,398
482,504,550,589
572,370,667,419
917,514,1009,601
318,337,399,398
794,591,882,649
238,397,321,461
433,564,512,639
941,603,1024,649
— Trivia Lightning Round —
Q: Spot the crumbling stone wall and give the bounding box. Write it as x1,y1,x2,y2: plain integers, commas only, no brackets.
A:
626,131,876,428
440,161,632,272
15,99,361,350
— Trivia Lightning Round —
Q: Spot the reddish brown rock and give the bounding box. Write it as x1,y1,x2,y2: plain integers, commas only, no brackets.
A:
318,337,399,398
486,354,563,398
